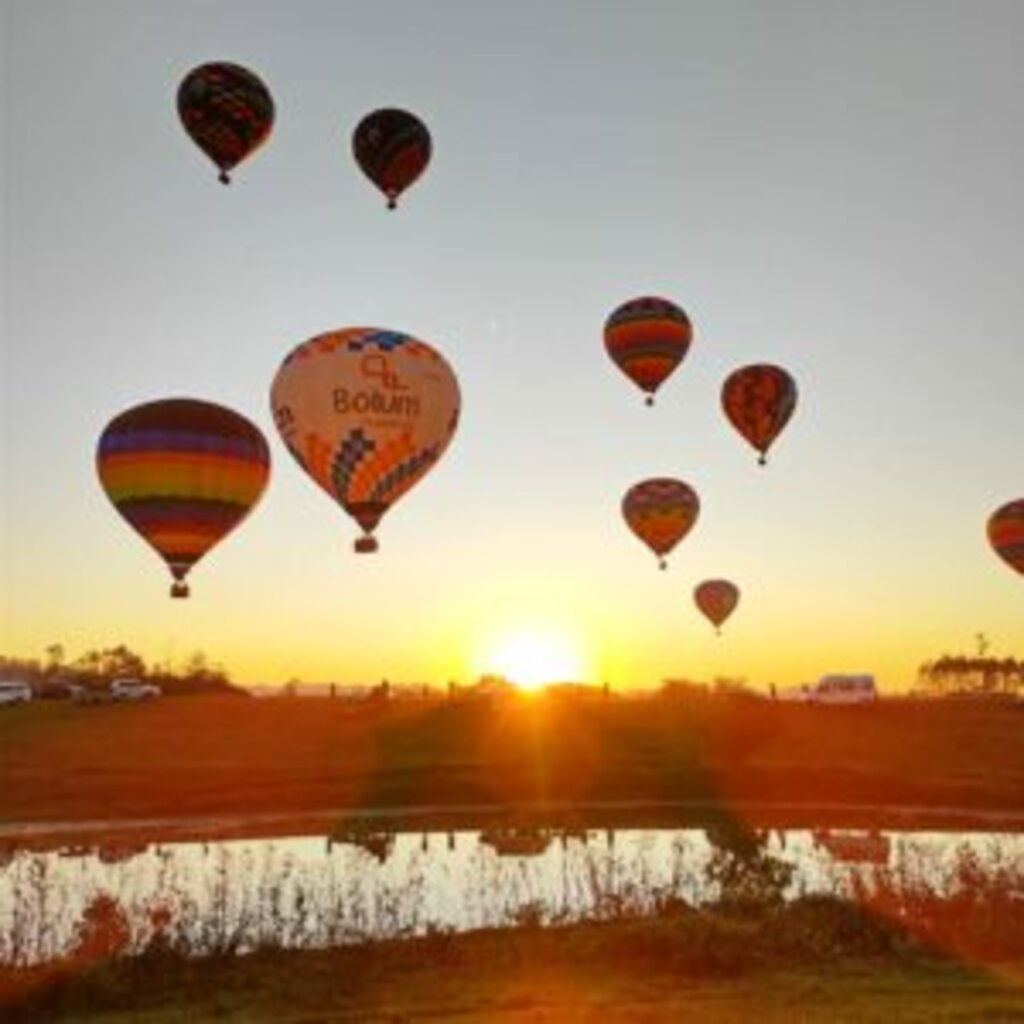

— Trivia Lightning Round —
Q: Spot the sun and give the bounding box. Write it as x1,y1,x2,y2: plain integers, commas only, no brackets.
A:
479,627,589,692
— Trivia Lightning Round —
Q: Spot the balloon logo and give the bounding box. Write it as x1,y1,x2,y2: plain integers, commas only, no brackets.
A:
622,478,700,569
694,579,740,634
177,62,275,184
352,108,432,209
270,328,460,553
987,499,1024,576
605,297,693,406
96,399,271,597
721,363,798,465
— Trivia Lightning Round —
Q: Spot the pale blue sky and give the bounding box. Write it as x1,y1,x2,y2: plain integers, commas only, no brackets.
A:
3,1,1022,689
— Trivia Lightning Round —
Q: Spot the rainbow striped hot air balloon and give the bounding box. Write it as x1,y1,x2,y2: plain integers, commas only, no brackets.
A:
604,296,693,406
97,399,271,597
987,499,1024,577
622,478,700,569
177,61,275,184
352,108,432,210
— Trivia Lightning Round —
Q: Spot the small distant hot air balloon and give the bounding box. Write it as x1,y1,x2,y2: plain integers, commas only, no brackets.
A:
694,579,740,635
177,61,275,184
270,328,460,553
622,478,700,569
605,297,692,406
987,499,1024,576
352,109,432,209
721,363,797,465
96,399,271,597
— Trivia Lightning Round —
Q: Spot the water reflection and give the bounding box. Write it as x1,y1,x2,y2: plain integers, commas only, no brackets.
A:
0,826,1020,966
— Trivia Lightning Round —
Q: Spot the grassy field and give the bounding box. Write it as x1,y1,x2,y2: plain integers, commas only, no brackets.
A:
3,903,1023,1022
1,693,1021,827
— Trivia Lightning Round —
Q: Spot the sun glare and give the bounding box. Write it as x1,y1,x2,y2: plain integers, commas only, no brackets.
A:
480,628,589,692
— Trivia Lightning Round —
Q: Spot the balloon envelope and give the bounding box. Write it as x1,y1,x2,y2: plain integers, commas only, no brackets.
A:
270,328,460,551
721,363,797,464
694,579,740,632
96,399,271,596
352,108,432,209
177,62,274,183
622,478,700,568
605,297,692,405
987,499,1024,576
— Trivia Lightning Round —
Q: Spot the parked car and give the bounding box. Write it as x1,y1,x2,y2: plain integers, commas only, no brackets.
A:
109,678,162,701
805,674,877,705
0,681,33,705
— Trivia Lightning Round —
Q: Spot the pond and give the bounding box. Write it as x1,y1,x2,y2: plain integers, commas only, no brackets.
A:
2,823,1021,965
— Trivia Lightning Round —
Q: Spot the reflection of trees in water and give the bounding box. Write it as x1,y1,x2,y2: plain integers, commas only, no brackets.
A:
703,820,794,912
1,829,1022,967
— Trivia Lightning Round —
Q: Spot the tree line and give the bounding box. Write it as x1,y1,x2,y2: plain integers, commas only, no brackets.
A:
916,655,1023,696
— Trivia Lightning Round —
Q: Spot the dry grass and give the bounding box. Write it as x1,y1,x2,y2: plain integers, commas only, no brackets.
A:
0,695,1021,825
2,906,1022,1022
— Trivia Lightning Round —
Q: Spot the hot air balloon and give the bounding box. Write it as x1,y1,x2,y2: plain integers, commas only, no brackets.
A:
987,499,1024,576
622,478,700,569
352,109,432,209
721,363,797,465
96,399,271,597
604,297,692,406
177,62,275,184
694,579,740,634
270,328,460,553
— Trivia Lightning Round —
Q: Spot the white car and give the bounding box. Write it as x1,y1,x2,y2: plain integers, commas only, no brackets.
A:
806,674,877,705
0,681,33,705
109,679,162,701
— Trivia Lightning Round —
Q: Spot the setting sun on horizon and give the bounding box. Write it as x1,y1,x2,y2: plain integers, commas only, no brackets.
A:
475,625,593,692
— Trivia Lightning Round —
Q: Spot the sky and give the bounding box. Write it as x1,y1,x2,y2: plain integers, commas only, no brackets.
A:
2,0,1021,692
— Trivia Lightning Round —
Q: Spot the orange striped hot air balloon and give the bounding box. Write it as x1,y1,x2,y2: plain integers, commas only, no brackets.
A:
694,579,740,634
96,399,271,597
177,62,275,184
721,363,798,465
604,297,693,406
987,499,1024,576
622,478,700,569
270,328,460,553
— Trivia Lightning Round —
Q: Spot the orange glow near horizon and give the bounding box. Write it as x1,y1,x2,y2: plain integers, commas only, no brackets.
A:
475,626,592,692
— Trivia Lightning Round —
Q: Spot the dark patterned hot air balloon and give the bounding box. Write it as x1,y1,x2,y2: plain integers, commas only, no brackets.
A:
177,62,275,184
270,328,460,553
694,579,740,634
352,108,432,209
721,363,798,465
987,499,1024,576
97,399,271,597
605,297,693,406
622,478,700,569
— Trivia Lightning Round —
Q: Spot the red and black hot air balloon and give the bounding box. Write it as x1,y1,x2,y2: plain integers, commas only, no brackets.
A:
721,363,798,465
352,108,432,209
177,62,275,184
694,579,740,635
987,499,1024,577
